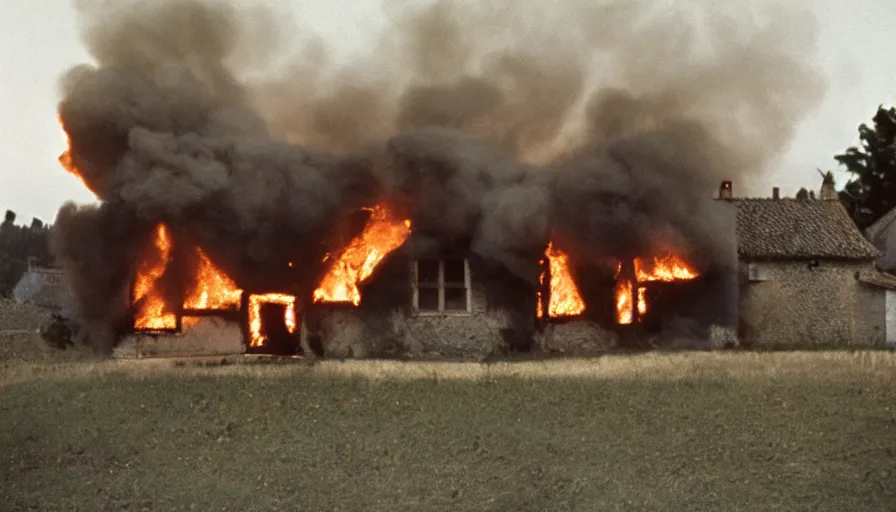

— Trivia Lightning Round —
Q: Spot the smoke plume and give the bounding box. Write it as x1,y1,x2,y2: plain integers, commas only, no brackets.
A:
55,0,825,351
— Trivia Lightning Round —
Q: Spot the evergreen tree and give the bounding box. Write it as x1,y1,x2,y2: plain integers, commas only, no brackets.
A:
837,105,896,229
0,209,55,296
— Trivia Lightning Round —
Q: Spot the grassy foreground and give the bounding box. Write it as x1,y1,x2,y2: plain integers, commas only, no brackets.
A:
2,336,896,511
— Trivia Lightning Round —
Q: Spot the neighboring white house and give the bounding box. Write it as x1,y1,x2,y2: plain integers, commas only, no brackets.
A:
12,266,72,314
859,205,896,346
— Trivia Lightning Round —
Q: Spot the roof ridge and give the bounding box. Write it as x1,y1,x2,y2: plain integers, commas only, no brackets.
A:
866,205,896,240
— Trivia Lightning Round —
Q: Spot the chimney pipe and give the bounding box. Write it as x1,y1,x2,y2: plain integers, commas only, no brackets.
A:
820,171,837,200
719,181,733,201
772,187,780,200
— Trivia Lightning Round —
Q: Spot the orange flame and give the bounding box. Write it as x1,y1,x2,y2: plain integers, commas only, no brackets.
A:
180,248,244,329
537,243,586,318
129,226,303,346
615,254,698,325
637,286,647,317
313,205,411,305
184,248,243,310
57,116,95,194
635,254,699,282
616,279,634,325
58,117,76,174
133,225,177,330
248,293,297,348
133,225,245,331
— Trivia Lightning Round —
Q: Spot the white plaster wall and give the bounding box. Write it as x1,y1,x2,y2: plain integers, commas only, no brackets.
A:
886,290,896,346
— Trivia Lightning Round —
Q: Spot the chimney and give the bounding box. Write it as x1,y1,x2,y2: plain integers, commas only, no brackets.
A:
820,170,837,200
772,187,780,200
719,181,733,201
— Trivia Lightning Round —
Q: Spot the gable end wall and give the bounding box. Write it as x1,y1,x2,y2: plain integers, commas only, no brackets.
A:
738,260,884,347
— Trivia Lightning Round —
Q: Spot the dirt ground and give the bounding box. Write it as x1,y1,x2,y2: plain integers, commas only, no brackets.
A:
2,334,896,511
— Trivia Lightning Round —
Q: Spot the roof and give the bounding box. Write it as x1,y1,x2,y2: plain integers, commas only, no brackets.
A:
12,268,74,314
857,269,896,290
734,198,881,260
865,206,896,243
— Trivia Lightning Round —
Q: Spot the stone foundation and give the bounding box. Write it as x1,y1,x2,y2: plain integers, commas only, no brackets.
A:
740,261,885,347
539,321,617,355
0,299,50,332
114,317,243,358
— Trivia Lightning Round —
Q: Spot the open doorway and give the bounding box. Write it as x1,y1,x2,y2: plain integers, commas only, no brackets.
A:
244,293,302,356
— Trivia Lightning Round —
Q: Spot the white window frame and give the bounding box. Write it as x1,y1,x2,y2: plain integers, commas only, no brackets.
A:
412,258,472,315
747,263,768,282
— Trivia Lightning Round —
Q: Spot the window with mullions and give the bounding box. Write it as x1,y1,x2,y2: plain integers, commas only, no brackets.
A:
412,258,471,314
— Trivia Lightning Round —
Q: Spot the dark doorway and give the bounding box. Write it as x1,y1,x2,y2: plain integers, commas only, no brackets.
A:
247,302,301,356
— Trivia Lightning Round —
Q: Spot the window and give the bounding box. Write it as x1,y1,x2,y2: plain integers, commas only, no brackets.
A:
412,258,471,314
747,263,768,282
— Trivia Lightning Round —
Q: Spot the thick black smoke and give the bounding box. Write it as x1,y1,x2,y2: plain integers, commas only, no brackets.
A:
55,0,825,351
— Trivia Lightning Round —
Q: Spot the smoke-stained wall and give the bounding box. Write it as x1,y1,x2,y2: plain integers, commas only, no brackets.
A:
55,0,824,352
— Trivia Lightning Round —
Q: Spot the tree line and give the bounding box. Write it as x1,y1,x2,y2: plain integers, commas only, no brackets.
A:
0,210,54,297
837,105,896,229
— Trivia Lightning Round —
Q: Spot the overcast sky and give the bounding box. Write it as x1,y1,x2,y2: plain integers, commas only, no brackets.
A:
1,0,894,223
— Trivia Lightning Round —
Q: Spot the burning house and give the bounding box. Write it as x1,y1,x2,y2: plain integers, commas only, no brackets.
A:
73,146,739,360
49,0,827,358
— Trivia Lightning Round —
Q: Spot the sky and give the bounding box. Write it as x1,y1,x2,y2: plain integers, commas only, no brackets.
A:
0,0,894,224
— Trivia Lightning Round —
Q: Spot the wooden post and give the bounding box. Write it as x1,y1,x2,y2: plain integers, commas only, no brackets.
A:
630,262,639,326
239,290,250,353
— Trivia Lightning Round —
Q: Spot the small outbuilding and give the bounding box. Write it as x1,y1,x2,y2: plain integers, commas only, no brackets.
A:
734,182,890,347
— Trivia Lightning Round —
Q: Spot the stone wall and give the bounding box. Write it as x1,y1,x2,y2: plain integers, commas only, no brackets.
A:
0,299,49,332
114,317,244,358
539,320,617,354
739,260,884,347
306,279,511,360
305,307,368,358
389,282,509,359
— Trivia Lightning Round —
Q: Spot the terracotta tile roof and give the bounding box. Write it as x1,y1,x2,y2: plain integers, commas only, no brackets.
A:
857,269,896,290
734,198,881,260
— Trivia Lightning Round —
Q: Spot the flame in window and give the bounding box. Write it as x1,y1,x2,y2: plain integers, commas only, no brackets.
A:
313,205,411,305
183,248,243,310
537,243,586,318
133,225,176,331
615,254,698,325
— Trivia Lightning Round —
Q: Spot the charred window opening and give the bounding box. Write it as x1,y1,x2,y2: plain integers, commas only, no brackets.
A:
245,293,300,355
129,224,246,335
412,258,471,314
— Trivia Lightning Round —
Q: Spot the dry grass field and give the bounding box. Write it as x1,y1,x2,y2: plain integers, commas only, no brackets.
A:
2,333,896,511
